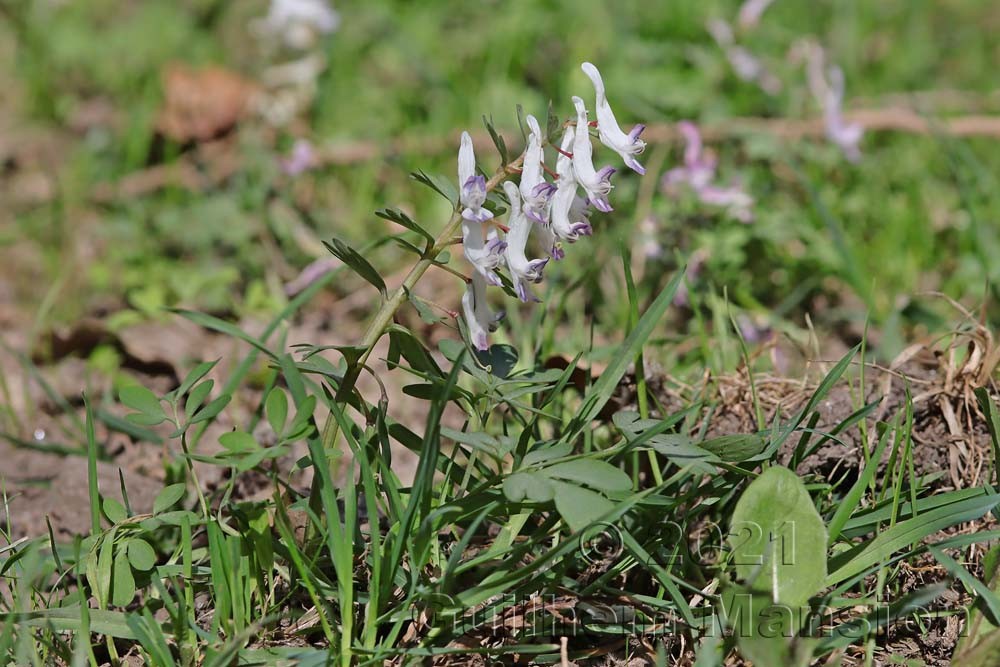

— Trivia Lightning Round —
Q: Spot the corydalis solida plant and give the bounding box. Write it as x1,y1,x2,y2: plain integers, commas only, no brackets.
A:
460,62,646,350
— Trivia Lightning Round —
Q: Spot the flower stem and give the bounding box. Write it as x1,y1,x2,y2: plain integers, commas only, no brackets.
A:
309,153,525,532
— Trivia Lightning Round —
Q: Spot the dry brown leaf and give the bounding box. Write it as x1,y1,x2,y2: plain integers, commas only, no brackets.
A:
157,63,258,143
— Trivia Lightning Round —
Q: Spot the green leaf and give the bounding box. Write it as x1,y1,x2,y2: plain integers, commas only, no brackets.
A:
729,466,828,606
407,292,444,325
410,170,459,205
543,460,632,493
545,99,560,142
550,480,615,532
522,443,573,467
827,421,892,543
119,385,166,425
954,544,1000,663
102,497,127,524
111,548,136,607
184,379,214,422
173,310,276,359
153,484,186,514
220,431,258,453
323,238,387,297
441,427,512,459
188,395,231,425
929,545,1000,625
170,359,219,401
375,208,434,244
827,488,1000,586
562,268,683,440
266,389,289,437
722,586,814,667
483,114,508,164
473,344,519,379
700,433,768,462
126,539,157,572
12,608,139,640
502,472,555,503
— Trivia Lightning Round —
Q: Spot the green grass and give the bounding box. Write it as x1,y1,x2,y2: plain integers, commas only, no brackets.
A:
3,0,1000,664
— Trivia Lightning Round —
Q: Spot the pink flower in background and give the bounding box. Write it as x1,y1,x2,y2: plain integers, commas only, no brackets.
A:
806,46,864,162
662,121,754,222
284,256,337,295
280,139,317,175
706,19,781,95
737,0,775,31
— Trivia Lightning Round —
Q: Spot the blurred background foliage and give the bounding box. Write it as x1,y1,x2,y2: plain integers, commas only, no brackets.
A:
2,0,1000,370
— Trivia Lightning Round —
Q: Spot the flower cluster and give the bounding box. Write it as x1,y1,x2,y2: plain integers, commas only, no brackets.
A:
459,63,646,350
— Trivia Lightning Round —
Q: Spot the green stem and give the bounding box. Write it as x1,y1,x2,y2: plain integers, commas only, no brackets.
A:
317,156,524,459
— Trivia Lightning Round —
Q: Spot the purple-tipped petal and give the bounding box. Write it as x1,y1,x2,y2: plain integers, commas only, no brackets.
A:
472,332,489,351
485,237,507,255
591,196,613,213
628,124,646,142
531,182,557,198
515,282,540,303
551,245,565,260
624,155,646,175
596,165,617,182
527,257,549,279
526,208,549,224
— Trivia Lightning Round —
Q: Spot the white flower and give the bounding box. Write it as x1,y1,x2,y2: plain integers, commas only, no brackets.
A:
571,96,615,213
458,131,492,223
502,181,548,302
259,0,340,50
550,127,593,247
462,218,506,286
580,62,647,174
462,273,502,351
519,115,556,225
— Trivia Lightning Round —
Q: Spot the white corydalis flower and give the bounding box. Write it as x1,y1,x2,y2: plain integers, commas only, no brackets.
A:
807,49,863,162
462,220,506,286
550,127,593,248
458,131,492,223
519,115,556,225
502,181,548,302
462,273,502,351
458,131,504,284
571,96,615,213
259,0,340,50
580,62,646,174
